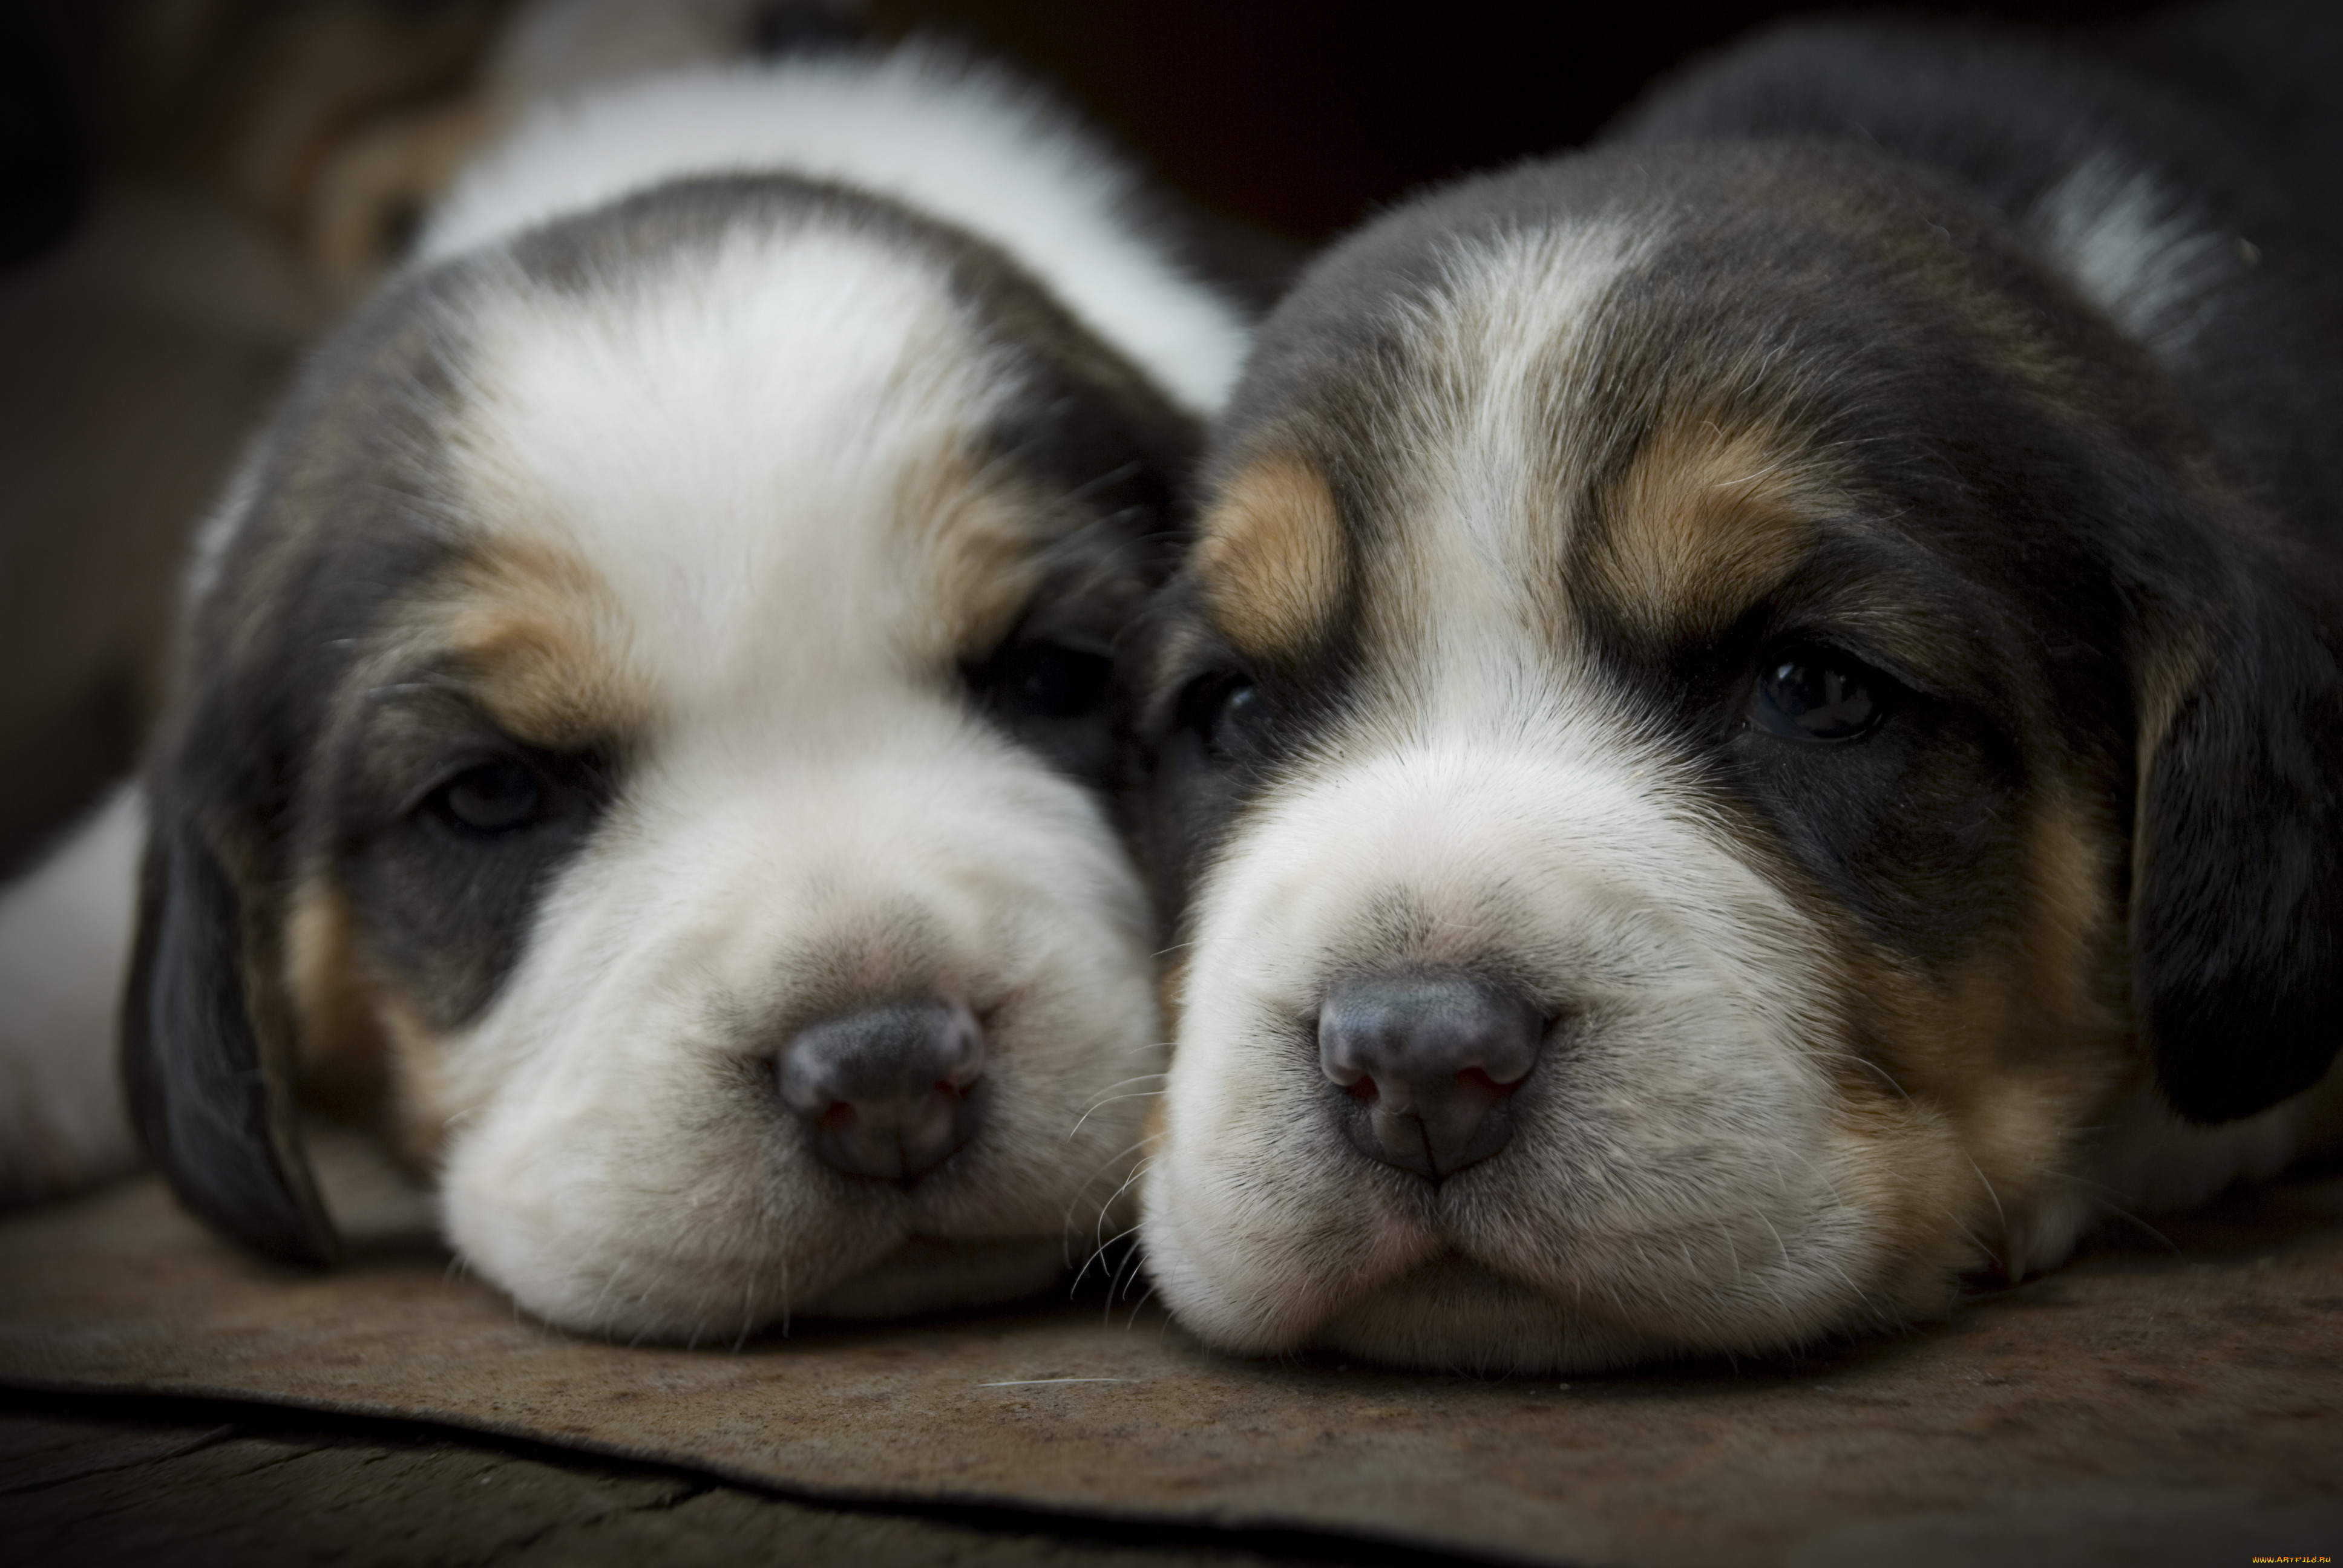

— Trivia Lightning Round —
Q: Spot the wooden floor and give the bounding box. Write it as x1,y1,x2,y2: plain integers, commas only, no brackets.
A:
0,1391,1455,1568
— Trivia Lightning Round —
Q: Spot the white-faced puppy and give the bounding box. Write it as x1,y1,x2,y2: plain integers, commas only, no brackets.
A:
100,38,1247,1339
1135,7,2343,1373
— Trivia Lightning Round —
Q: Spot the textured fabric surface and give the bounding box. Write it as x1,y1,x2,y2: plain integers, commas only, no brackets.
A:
2,1146,2338,1567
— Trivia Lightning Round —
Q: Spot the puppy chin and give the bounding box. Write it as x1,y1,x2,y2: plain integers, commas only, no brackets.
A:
1141,1228,1700,1376
444,1175,1067,1339
795,1235,1066,1320
432,1155,807,1342
1314,1258,1657,1377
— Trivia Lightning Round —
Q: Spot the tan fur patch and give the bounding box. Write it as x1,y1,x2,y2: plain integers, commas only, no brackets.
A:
2127,613,2213,915
283,876,391,1127
377,997,465,1171
894,444,1046,664
1195,459,1347,659
435,536,647,749
1824,777,2131,1281
1591,416,1826,641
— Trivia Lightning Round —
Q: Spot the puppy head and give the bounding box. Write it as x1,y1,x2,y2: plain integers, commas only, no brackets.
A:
125,173,1200,1338
1136,143,2343,1372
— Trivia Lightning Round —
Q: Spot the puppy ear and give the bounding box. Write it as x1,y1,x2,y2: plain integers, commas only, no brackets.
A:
2133,575,2343,1124
120,795,339,1264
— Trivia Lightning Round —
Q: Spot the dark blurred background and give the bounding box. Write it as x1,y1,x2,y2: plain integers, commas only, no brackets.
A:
0,0,2169,875
863,0,2164,242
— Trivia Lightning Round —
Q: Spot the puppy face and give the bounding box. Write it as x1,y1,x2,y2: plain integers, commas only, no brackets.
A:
1136,145,2343,1372
127,175,1201,1339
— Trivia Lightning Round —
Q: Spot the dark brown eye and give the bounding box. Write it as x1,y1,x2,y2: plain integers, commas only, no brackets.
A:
1749,650,1886,743
1176,671,1267,762
989,640,1113,720
431,759,545,834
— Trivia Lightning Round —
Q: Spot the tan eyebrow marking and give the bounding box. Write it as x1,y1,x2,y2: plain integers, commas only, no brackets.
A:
894,441,1047,665
1194,456,1348,659
434,535,645,750
1591,415,1827,641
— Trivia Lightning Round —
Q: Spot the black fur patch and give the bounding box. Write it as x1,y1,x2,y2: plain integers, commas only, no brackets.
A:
1608,11,2343,1118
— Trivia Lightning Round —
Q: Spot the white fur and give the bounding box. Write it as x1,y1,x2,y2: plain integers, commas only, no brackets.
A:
2028,150,2240,364
415,219,1167,1336
1144,731,1883,1370
421,45,1248,416
0,785,143,1202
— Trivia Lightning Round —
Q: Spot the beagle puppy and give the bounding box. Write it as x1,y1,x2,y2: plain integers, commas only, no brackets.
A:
1134,7,2343,1372
7,35,1248,1340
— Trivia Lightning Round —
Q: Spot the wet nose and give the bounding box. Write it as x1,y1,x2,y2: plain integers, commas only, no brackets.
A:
776,999,984,1182
1319,975,1545,1181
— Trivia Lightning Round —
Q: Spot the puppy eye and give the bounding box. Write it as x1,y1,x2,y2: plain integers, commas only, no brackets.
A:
1748,648,1886,743
986,640,1113,719
429,759,546,834
1175,671,1267,762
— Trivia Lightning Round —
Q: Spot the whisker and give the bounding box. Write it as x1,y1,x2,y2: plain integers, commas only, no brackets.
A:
1123,1282,1158,1330
1069,1086,1168,1138
1070,1220,1142,1296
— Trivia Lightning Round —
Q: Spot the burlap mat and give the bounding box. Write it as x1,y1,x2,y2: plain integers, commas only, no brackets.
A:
2,1139,2339,1566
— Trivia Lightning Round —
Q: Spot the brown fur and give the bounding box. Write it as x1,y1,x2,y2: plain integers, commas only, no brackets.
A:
281,878,392,1128
1590,414,1827,642
897,448,1049,665
1816,773,2132,1281
434,537,648,751
1195,458,1348,660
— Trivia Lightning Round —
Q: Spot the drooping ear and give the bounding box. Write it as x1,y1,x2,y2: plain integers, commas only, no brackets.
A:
2132,571,2343,1125
120,792,338,1264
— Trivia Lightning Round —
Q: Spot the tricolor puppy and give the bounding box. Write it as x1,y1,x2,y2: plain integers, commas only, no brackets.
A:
73,40,1247,1338
1136,9,2343,1373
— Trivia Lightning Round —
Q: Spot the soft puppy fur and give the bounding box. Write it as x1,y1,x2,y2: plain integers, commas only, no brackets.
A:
27,36,1247,1339
1134,4,2343,1374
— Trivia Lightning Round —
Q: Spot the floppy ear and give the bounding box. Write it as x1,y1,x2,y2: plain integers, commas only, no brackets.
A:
2132,573,2343,1125
120,792,339,1264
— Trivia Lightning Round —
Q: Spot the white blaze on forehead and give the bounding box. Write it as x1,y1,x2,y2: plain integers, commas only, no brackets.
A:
1372,222,1656,711
454,223,1014,717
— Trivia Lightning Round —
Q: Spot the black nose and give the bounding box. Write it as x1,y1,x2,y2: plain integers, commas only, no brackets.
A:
1319,975,1545,1181
776,1001,984,1182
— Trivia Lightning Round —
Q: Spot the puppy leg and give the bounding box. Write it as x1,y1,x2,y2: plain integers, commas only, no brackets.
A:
0,782,142,1204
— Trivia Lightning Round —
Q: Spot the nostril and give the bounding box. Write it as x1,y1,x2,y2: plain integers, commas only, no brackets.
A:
1452,1059,1527,1097
932,1003,986,1089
